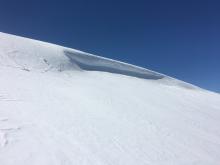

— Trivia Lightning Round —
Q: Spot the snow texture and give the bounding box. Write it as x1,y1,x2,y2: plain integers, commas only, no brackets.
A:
0,32,220,165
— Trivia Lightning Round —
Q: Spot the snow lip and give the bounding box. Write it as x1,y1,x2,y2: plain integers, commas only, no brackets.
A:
64,50,165,80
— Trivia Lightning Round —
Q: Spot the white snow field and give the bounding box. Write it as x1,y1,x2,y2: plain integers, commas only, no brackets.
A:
0,32,220,165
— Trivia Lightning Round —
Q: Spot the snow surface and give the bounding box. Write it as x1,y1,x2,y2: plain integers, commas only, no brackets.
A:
0,32,220,165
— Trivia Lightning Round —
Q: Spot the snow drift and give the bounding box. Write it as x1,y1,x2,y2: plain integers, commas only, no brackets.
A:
0,32,220,165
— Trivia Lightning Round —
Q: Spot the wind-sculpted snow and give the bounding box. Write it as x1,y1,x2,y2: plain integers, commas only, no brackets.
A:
64,50,164,80
0,32,198,89
0,32,162,81
1,32,220,165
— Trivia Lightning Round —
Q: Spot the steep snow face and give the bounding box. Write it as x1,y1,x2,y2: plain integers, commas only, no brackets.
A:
0,32,220,165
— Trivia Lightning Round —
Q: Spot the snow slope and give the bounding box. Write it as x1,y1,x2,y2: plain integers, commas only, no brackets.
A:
0,32,220,165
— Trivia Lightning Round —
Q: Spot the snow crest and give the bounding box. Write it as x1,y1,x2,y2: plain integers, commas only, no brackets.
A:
0,32,198,89
0,32,164,80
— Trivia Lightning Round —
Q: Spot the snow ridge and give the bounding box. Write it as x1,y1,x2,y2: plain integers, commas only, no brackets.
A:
0,32,197,89
0,32,164,80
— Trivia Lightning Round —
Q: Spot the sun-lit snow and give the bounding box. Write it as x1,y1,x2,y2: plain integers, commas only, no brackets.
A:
0,32,220,165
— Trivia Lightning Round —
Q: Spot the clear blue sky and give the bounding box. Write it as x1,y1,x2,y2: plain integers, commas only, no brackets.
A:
0,0,219,92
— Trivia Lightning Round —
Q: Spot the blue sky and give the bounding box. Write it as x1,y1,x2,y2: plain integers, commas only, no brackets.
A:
0,0,219,92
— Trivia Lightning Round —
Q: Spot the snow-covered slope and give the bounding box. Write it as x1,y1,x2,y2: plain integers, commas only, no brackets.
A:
0,32,220,165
